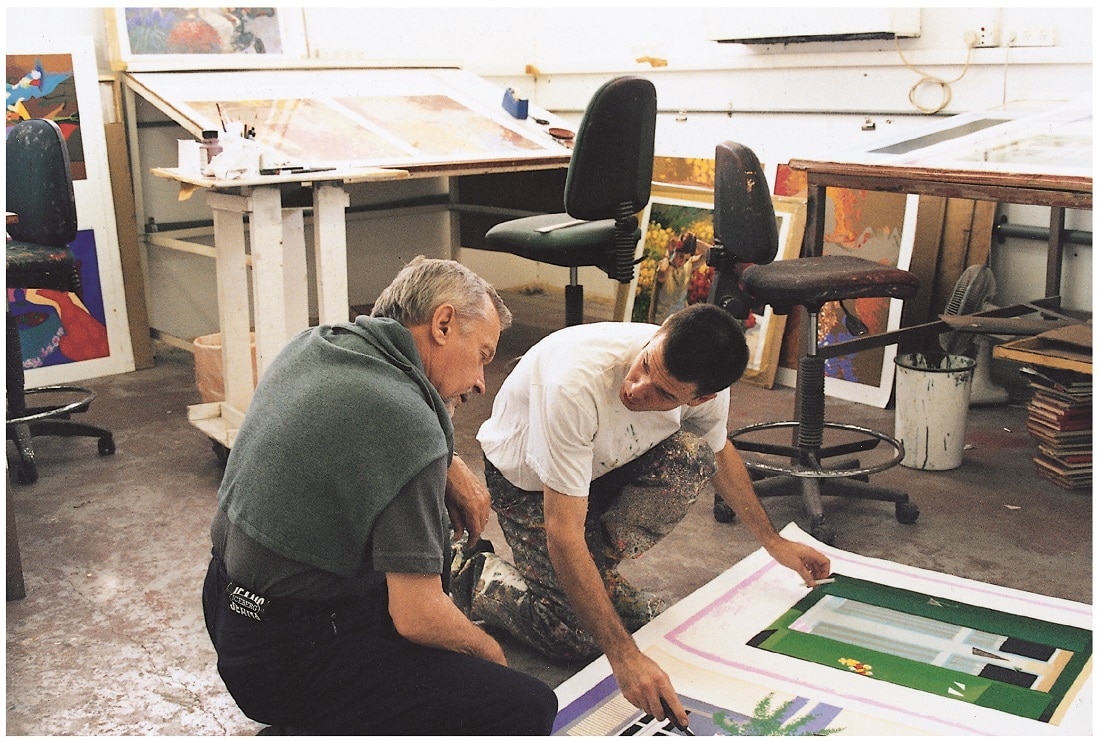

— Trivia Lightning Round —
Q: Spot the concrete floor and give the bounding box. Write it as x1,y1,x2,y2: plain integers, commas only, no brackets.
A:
5,292,1093,735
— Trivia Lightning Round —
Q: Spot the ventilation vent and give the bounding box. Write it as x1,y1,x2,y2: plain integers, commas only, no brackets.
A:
707,9,920,44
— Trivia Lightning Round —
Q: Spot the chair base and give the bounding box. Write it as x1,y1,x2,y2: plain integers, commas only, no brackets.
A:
726,421,918,545
7,385,116,486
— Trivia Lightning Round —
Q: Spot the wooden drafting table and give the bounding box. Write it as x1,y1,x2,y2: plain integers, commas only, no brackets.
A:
787,101,1092,360
133,66,573,450
151,166,409,449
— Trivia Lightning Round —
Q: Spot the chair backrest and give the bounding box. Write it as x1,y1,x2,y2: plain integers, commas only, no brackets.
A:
6,118,78,248
713,141,778,265
564,76,657,221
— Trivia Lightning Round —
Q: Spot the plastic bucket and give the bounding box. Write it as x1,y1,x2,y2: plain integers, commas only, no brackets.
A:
193,332,257,404
894,353,976,471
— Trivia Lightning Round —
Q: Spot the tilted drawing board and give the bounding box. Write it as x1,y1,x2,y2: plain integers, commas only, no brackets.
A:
121,66,572,173
554,523,1092,736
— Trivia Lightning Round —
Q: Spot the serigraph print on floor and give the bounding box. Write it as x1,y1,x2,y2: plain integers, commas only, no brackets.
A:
554,651,926,736
554,524,1091,736
748,574,1091,723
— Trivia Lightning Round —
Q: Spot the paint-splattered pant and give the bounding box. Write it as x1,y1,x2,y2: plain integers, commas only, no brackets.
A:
473,431,716,661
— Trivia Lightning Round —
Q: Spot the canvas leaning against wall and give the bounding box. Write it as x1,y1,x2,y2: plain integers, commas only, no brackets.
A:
774,165,916,408
6,36,135,385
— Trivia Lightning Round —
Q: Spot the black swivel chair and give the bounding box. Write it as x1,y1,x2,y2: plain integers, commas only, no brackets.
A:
482,76,657,326
6,118,115,487
708,141,919,545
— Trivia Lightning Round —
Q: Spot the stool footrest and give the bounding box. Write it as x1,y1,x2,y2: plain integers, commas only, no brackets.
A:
6,385,96,426
730,420,904,479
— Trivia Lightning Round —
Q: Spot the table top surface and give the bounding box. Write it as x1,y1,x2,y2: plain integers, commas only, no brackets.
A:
151,165,411,189
789,102,1092,198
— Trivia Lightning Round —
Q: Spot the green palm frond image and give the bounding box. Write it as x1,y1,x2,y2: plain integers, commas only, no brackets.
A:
712,693,844,736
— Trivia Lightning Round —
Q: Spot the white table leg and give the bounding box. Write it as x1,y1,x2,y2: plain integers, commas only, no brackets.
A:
207,191,254,422
247,187,309,378
313,182,351,325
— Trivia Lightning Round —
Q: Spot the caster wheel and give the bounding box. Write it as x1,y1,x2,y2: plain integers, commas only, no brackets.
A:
809,521,835,545
16,460,38,485
713,493,736,523
895,501,920,524
98,436,116,456
212,441,230,466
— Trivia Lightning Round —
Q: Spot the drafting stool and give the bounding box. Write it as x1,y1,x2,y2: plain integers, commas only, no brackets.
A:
6,118,115,487
482,76,657,326
707,141,919,545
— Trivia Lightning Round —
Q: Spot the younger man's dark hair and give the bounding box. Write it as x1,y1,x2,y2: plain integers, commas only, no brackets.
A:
659,303,749,396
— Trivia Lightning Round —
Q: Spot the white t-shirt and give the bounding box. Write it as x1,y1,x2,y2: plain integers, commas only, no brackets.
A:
477,322,730,498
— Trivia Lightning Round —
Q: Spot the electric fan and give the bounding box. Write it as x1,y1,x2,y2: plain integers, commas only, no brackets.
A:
939,264,1010,405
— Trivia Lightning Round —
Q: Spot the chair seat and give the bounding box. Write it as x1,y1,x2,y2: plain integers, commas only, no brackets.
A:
485,212,640,272
743,254,919,313
6,240,80,293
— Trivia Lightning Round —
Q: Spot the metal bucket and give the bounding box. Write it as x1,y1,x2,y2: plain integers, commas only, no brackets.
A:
894,353,976,470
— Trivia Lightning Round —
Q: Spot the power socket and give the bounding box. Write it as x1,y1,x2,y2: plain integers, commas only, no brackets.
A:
964,25,1001,48
1006,27,1056,47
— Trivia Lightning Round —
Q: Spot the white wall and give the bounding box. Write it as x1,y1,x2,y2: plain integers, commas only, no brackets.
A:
306,6,1095,311
8,6,1091,325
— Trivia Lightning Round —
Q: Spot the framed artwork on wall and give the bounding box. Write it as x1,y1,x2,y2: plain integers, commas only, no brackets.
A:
105,7,308,71
631,183,807,389
6,36,135,385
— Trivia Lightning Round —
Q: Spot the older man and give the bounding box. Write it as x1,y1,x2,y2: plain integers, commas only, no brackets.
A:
202,257,556,735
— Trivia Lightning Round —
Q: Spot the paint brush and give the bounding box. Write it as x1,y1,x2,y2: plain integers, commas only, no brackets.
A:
660,697,694,736
215,103,228,132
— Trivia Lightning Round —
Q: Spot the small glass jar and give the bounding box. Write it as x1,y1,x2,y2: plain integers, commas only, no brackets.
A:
200,130,223,166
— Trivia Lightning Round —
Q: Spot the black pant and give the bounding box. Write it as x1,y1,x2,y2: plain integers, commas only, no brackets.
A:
202,558,557,735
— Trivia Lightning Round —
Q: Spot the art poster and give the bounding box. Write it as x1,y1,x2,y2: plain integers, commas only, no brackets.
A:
554,524,1092,736
632,192,717,326
7,36,134,385
106,7,308,70
6,53,86,180
8,230,111,369
774,165,915,407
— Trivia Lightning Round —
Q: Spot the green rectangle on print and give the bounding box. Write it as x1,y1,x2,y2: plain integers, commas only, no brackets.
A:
758,574,1091,723
754,628,1052,719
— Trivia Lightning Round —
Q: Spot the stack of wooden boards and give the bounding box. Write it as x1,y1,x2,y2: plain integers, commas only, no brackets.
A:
1023,366,1092,490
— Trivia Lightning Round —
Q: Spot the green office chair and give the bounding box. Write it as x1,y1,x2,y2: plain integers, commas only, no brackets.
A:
482,76,657,326
708,141,919,545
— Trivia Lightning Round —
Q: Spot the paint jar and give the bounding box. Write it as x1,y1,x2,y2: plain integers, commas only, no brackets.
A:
894,353,976,470
200,130,223,167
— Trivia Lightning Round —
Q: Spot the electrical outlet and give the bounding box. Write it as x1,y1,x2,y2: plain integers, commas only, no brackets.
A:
965,25,1001,48
1006,27,1056,47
